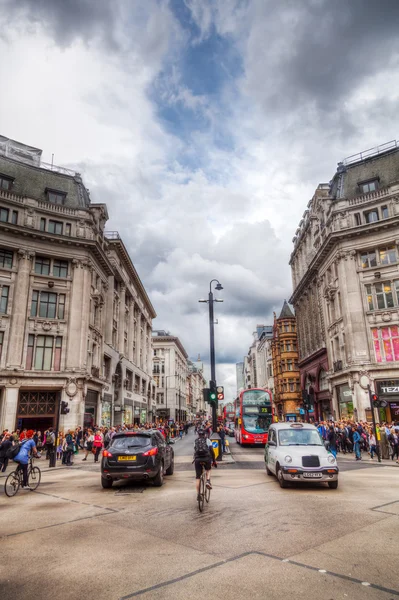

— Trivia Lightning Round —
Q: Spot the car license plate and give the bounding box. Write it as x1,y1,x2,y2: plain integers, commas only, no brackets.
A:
303,472,322,478
118,456,136,461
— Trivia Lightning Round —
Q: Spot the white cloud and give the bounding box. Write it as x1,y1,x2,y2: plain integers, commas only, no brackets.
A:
1,0,399,397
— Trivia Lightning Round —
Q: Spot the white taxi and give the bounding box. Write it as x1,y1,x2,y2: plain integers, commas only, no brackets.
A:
264,422,339,489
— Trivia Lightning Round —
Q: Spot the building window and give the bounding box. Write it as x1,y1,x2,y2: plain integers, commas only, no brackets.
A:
26,334,62,370
0,208,9,222
0,249,13,269
354,213,361,225
126,369,133,391
360,180,378,194
364,210,379,223
40,218,46,231
65,223,71,236
48,220,63,235
53,260,68,277
0,330,3,360
46,189,66,205
319,368,328,391
361,250,377,269
0,286,9,313
379,246,396,265
11,211,18,224
372,326,399,363
103,355,111,380
365,279,399,310
382,205,389,219
0,175,13,190
30,291,66,319
35,256,51,275
365,284,374,311
375,282,395,310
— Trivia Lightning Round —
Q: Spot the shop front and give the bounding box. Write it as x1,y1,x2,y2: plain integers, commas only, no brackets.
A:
337,384,354,420
84,390,98,429
101,393,112,428
376,379,399,422
123,401,133,426
16,389,60,431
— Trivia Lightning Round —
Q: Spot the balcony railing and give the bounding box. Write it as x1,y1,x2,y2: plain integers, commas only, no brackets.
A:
104,231,121,240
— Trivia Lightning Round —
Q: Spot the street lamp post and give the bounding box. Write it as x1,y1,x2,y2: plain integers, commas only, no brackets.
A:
199,279,223,433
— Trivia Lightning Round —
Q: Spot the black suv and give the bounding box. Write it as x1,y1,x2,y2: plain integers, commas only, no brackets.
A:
101,430,174,489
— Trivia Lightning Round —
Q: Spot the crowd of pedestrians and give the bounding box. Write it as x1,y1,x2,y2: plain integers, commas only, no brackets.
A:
0,420,194,471
315,419,399,462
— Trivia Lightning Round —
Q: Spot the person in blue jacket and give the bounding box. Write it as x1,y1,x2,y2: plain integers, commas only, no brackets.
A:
14,429,39,489
352,426,362,461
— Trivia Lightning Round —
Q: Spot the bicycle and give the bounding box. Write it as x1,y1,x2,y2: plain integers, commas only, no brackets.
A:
4,456,41,497
197,461,211,512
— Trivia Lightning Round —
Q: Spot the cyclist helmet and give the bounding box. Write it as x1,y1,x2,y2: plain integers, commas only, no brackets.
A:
197,428,206,436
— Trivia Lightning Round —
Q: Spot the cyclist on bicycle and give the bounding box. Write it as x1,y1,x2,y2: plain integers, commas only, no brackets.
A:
14,429,38,490
194,428,215,500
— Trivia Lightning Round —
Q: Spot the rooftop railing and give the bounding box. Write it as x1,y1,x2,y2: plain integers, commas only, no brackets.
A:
343,140,398,166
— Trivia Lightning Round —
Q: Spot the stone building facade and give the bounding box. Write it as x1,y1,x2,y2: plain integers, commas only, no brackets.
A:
152,330,188,422
290,140,399,422
0,135,156,433
289,184,332,421
187,360,206,419
271,302,302,420
243,325,274,393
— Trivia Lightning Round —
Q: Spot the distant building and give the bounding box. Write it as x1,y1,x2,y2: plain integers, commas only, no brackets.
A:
0,135,156,433
242,325,273,392
152,330,188,422
271,302,302,421
290,140,399,422
236,362,244,395
187,359,206,419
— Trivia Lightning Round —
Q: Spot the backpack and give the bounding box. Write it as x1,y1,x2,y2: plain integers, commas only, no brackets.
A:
6,441,23,460
46,433,55,446
194,437,210,459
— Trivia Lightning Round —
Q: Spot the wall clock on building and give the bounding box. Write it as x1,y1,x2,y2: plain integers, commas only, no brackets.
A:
359,375,369,389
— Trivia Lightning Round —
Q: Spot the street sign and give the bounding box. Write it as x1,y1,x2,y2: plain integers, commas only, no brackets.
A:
212,440,219,460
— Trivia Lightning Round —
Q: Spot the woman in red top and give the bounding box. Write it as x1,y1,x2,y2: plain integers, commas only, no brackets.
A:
93,430,103,463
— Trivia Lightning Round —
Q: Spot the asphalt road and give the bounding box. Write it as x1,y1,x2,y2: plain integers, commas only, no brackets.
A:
1,428,399,600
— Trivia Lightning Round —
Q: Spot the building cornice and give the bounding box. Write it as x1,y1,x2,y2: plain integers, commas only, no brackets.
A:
290,215,399,304
107,238,156,319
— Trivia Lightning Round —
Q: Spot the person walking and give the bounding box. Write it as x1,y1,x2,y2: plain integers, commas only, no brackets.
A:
352,426,362,460
93,430,103,462
63,430,75,466
57,432,64,461
218,423,226,454
0,433,13,472
327,425,337,458
82,429,94,461
369,430,377,460
388,429,399,461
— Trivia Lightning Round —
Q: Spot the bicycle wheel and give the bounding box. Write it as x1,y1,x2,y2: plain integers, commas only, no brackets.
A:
5,471,20,497
28,466,41,490
198,474,205,512
205,481,211,503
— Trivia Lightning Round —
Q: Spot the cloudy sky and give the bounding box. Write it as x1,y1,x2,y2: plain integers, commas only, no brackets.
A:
1,0,399,401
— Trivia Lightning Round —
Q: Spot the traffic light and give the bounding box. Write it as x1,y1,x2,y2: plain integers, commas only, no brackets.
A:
209,380,217,405
372,393,379,407
217,386,224,401
202,388,210,404
61,400,70,415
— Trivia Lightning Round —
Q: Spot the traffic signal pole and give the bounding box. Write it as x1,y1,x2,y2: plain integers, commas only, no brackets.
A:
208,287,217,433
367,384,381,463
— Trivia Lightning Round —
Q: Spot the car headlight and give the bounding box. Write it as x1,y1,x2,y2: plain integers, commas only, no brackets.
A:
284,455,292,463
328,455,336,464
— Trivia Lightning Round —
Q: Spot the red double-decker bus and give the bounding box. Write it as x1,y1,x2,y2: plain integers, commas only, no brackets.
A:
234,388,274,445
